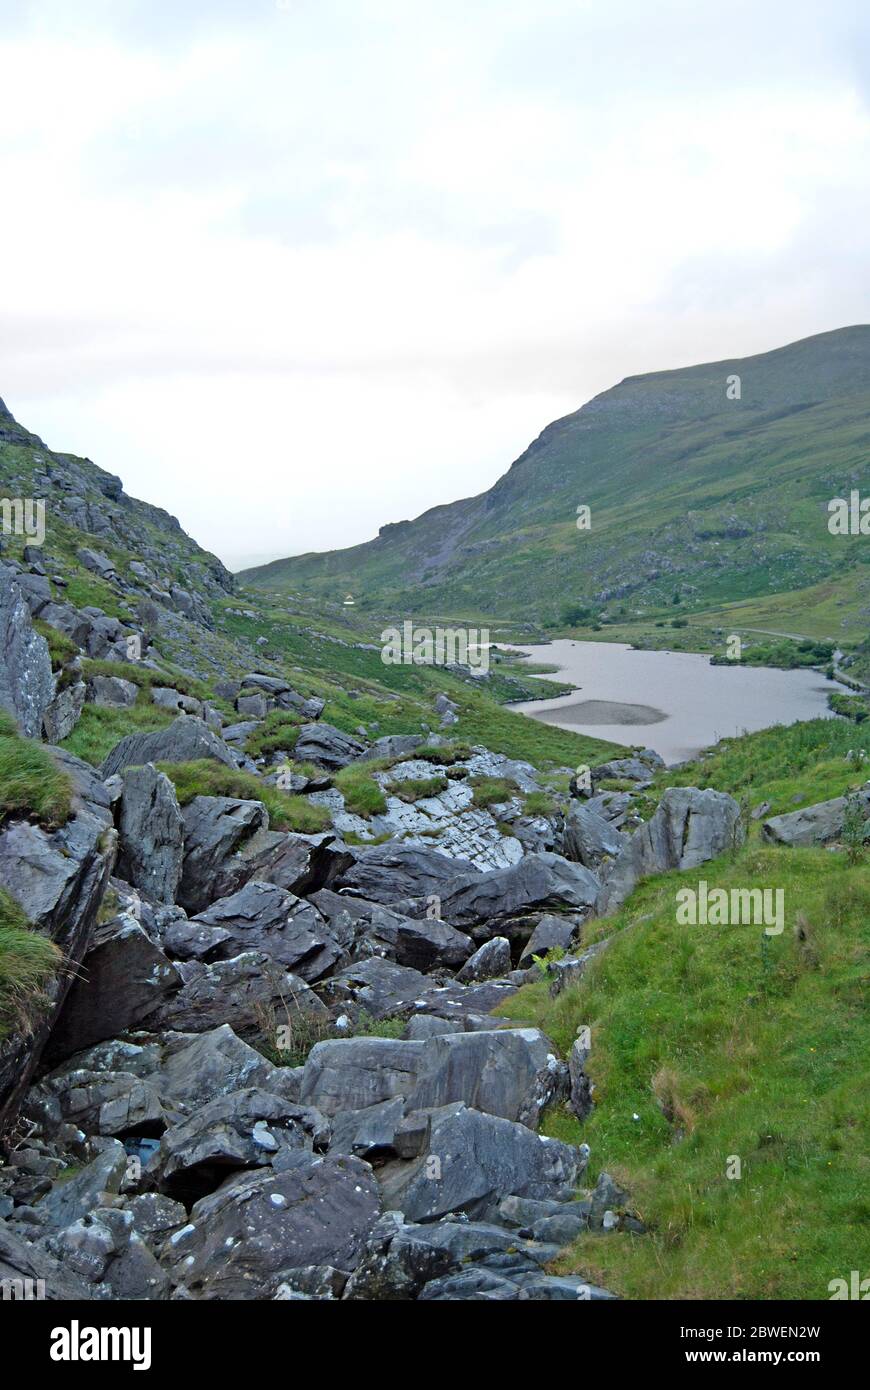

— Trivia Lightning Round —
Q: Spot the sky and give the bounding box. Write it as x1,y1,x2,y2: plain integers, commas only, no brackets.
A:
1,0,869,571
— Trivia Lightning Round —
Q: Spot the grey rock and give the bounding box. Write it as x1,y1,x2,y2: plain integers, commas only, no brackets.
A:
439,852,600,929
598,786,744,915
100,714,235,778
191,880,342,981
0,1222,95,1300
151,952,325,1037
293,721,367,770
378,1103,588,1222
408,1028,558,1124
43,680,86,742
38,1141,128,1229
116,763,184,905
155,1088,318,1194
761,788,870,847
46,916,182,1060
560,800,627,869
0,568,54,736
178,795,269,914
151,686,203,716
300,1038,425,1117
518,913,580,966
455,936,512,983
164,1154,381,1297
86,674,139,707
329,1097,406,1160
336,842,475,904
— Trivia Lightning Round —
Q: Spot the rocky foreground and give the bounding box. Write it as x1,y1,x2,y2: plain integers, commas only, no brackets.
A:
3,521,863,1302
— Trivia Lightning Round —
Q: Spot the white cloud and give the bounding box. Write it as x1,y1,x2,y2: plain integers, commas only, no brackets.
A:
1,0,869,568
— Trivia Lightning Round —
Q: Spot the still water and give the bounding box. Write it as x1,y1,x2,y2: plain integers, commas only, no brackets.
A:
510,639,846,765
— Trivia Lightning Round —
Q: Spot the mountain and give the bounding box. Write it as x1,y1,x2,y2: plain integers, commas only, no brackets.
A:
240,326,870,627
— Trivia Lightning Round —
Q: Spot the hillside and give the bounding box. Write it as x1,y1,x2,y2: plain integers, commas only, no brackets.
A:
0,392,867,1305
241,327,870,643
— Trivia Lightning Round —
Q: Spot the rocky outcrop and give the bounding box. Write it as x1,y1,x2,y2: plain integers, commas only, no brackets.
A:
116,764,185,904
0,751,116,1134
597,786,743,916
761,787,870,847
0,567,54,737
101,714,235,778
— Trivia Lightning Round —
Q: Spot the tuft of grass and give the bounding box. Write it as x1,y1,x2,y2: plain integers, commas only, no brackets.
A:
469,774,519,808
159,759,331,834
388,774,449,803
245,710,304,758
33,620,78,671
0,711,72,825
332,764,388,817
61,702,173,766
0,888,63,1041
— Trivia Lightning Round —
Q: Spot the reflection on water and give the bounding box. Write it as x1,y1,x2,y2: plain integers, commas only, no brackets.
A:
510,639,845,765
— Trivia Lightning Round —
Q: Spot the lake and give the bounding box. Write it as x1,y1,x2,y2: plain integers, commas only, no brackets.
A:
509,639,846,765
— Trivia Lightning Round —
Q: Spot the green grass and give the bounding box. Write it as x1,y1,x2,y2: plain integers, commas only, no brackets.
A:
60,702,174,767
469,774,519,808
499,843,869,1300
80,658,210,702
665,717,869,818
244,710,303,758
159,759,331,834
0,888,62,1041
0,711,72,825
387,774,449,803
332,764,388,817
33,620,78,671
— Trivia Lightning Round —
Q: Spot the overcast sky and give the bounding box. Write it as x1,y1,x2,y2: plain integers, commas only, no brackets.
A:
1,0,869,570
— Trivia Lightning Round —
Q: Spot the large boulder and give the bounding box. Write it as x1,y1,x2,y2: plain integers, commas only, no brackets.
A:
761,788,870,848
153,1088,324,1197
311,889,473,972
45,916,182,1061
438,853,600,929
560,801,627,870
336,843,475,904
164,1154,381,1298
293,722,366,770
378,1103,587,1222
598,786,743,916
100,714,235,778
0,567,54,737
190,880,343,981
408,1029,558,1124
299,1038,425,1117
150,952,326,1037
42,680,86,743
178,796,269,914
208,829,353,902
116,764,184,905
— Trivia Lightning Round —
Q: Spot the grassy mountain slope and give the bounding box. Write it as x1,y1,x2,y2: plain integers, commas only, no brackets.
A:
241,327,870,634
500,716,870,1300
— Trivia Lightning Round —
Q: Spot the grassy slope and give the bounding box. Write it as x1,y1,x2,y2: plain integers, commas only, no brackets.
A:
499,719,870,1300
241,327,870,638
